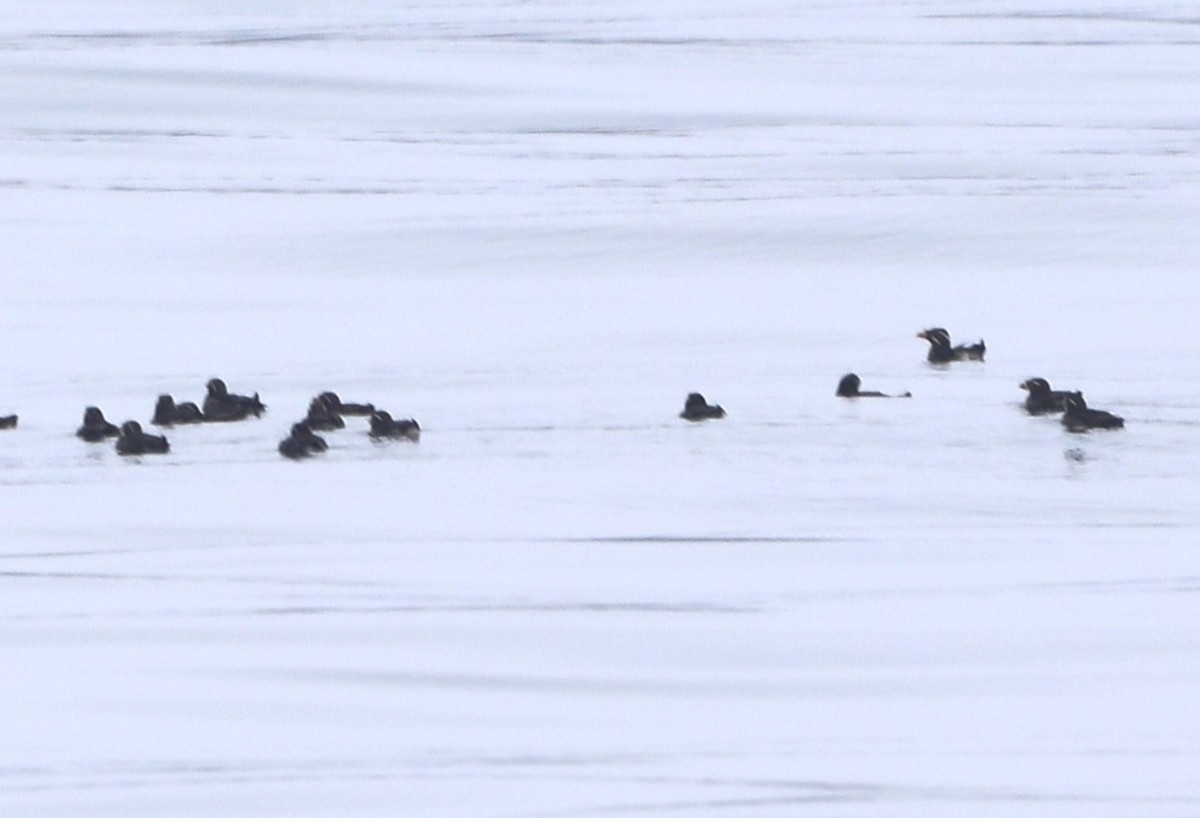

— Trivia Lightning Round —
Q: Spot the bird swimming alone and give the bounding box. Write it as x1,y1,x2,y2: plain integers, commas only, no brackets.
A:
1019,378,1073,415
1061,392,1125,432
151,394,204,426
201,378,266,422
368,410,420,441
115,420,170,455
76,406,120,442
316,391,374,417
917,328,985,363
679,392,726,421
836,373,911,398
0,413,16,429
278,422,328,459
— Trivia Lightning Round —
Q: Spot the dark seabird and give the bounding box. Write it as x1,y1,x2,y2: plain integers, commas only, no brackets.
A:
0,413,16,429
316,391,374,417
1062,392,1124,432
368,410,421,441
278,422,328,459
115,421,170,455
1019,378,1073,415
836,373,911,398
201,378,266,422
917,327,985,363
679,392,726,421
152,394,204,426
303,396,346,431
76,406,120,442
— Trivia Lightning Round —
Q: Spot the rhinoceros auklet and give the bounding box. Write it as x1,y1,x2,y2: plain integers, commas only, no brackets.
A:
316,391,374,417
836,373,911,398
1062,392,1125,432
917,328,985,363
76,406,120,442
202,378,266,422
368,410,421,441
278,422,328,459
1019,378,1072,415
152,394,204,426
115,421,170,455
679,392,726,421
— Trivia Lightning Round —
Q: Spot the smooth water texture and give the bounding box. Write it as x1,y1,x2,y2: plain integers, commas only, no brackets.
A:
2,2,1199,815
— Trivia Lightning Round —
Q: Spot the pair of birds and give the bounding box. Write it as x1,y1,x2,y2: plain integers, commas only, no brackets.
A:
682,374,914,420
830,328,977,398
278,392,420,459
1021,378,1125,431
153,378,266,425
833,327,974,397
76,411,171,454
77,408,170,454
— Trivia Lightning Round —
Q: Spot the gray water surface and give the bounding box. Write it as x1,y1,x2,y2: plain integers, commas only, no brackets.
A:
2,2,1199,815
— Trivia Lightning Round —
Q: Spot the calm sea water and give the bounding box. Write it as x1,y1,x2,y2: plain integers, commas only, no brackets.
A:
3,2,1199,815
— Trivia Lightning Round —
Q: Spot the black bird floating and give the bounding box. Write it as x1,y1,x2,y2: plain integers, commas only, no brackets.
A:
115,421,170,455
369,410,421,441
917,327,985,363
1019,378,1073,415
679,392,726,421
836,373,911,398
202,378,266,422
152,394,204,426
303,396,346,431
1062,392,1124,432
278,422,328,459
76,406,120,442
316,391,374,417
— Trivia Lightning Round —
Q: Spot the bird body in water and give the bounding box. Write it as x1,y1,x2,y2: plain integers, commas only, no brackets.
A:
115,421,170,455
316,391,374,417
1019,378,1073,415
368,410,421,441
279,422,328,459
76,407,120,442
202,378,266,422
152,394,204,426
917,328,985,363
679,392,726,421
836,373,911,398
304,396,346,431
1062,392,1125,432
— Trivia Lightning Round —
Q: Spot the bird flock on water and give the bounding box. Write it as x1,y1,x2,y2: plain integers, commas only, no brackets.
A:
64,378,418,459
682,327,1125,432
0,327,1127,457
